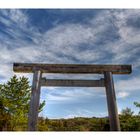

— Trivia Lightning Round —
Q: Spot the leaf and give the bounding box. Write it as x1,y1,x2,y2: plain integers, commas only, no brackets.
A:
39,100,46,112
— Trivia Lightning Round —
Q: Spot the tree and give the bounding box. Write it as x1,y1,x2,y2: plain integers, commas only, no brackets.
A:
0,75,45,130
134,102,140,115
121,107,134,117
0,92,11,130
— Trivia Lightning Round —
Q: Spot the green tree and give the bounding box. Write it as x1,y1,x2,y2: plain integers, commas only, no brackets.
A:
134,102,140,115
0,75,45,130
121,107,134,117
120,107,138,131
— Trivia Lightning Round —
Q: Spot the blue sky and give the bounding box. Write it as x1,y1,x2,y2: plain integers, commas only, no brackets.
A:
0,9,140,119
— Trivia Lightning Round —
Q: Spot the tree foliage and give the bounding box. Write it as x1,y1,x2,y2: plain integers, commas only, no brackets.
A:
0,75,45,130
121,107,134,117
37,115,140,131
134,102,140,115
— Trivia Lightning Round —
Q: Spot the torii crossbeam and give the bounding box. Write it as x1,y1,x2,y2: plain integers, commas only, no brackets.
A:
13,63,132,131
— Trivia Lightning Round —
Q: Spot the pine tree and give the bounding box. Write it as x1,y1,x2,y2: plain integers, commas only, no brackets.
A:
0,75,45,130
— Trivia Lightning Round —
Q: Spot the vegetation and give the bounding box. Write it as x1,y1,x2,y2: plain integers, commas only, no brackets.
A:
37,117,110,131
119,107,140,131
0,75,140,131
0,75,45,131
121,107,134,117
37,114,140,131
134,102,140,115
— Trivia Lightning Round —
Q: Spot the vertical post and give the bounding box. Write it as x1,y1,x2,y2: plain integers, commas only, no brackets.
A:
28,70,42,131
104,72,120,131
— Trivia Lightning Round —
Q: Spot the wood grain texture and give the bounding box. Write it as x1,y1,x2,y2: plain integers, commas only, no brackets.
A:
13,63,132,74
104,72,120,131
41,78,105,87
28,70,42,131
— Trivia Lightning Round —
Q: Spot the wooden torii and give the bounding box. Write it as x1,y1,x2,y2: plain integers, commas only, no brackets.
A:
13,63,132,131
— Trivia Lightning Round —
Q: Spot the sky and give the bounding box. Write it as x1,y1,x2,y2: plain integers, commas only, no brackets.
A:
0,9,140,119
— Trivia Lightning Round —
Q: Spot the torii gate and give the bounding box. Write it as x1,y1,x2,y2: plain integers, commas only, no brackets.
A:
13,63,132,131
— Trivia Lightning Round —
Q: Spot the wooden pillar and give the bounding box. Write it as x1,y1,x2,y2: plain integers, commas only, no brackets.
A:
28,70,42,131
104,72,120,131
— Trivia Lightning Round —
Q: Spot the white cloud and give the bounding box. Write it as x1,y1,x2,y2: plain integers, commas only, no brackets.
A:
0,46,42,63
117,91,130,99
133,58,140,69
87,10,140,65
0,45,42,80
40,23,107,63
38,9,140,66
1,9,140,67
43,87,105,103
111,10,140,44
116,76,140,92
42,23,96,48
1,9,28,26
64,109,95,118
64,108,108,119
0,64,13,82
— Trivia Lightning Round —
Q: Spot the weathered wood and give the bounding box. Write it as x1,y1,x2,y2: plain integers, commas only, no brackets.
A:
28,70,42,131
41,78,105,87
104,72,120,131
13,63,132,74
13,62,132,131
